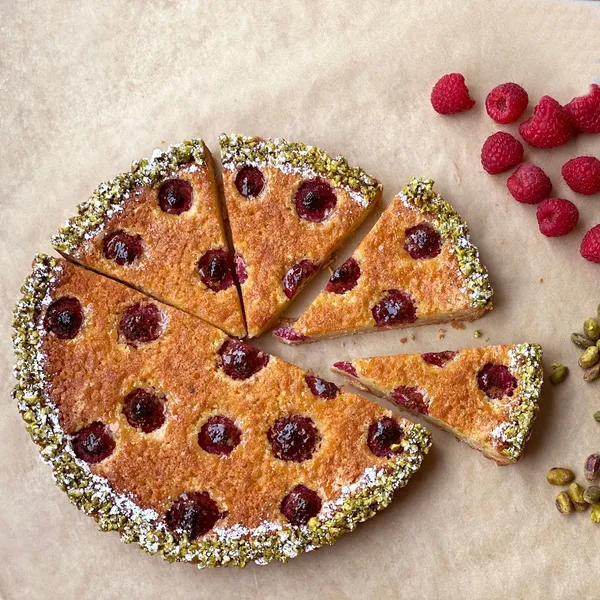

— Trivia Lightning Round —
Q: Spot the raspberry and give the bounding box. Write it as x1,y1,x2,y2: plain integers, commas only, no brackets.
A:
218,339,269,380
44,297,84,339
282,259,318,299
580,224,600,263
421,351,457,368
390,386,428,415
158,179,193,214
404,223,442,259
103,230,144,265
536,198,579,237
367,417,404,458
295,179,337,222
485,82,528,124
198,416,242,456
305,373,339,399
506,163,552,204
371,289,417,327
332,361,357,378
480,132,524,174
477,364,516,399
280,485,322,526
518,96,573,148
325,258,360,294
123,389,165,433
564,84,600,134
562,156,600,195
235,166,265,198
165,492,222,539
430,73,476,115
197,248,235,292
267,416,320,462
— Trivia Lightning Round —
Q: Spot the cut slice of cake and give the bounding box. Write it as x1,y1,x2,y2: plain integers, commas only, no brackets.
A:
274,178,493,344
52,140,246,337
331,343,543,465
219,134,382,338
12,254,430,568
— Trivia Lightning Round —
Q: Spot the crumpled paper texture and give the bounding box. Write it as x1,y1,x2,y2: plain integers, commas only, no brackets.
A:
1,1,599,598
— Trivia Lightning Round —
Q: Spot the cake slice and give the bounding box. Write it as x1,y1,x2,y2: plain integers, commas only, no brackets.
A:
52,140,246,337
12,254,430,568
274,178,493,344
219,134,382,337
331,343,543,465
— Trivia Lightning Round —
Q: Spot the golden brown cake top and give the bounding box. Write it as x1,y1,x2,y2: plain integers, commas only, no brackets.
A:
275,178,493,343
332,344,542,463
12,255,430,568
51,140,245,337
219,134,382,337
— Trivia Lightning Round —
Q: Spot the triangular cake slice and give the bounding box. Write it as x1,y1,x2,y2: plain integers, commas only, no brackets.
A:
274,178,493,344
219,134,382,337
52,140,246,337
331,344,543,465
12,255,430,568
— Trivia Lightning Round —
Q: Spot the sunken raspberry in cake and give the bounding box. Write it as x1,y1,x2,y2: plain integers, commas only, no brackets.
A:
12,255,430,567
331,344,543,465
52,140,246,337
274,178,493,344
219,134,382,338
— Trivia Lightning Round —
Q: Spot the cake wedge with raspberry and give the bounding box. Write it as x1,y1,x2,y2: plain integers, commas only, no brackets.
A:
219,134,382,338
52,140,246,337
13,254,430,568
331,344,543,465
274,178,493,344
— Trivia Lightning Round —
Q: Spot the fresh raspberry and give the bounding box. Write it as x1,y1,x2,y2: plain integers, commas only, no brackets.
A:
562,156,600,195
480,132,524,174
580,224,600,263
506,163,552,204
564,84,600,134
518,96,573,148
485,83,528,124
430,73,476,115
536,198,579,237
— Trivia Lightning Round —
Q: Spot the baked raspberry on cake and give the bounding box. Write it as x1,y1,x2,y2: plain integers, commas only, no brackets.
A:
12,255,430,568
219,134,382,338
274,178,493,344
52,140,246,337
331,344,543,465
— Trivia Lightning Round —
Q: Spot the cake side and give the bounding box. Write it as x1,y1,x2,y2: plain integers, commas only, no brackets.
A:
12,254,430,567
331,343,543,464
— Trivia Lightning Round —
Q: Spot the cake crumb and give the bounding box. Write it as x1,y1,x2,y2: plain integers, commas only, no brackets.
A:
539,277,543,283
409,334,415,341
400,337,408,344
451,321,466,330
438,328,446,340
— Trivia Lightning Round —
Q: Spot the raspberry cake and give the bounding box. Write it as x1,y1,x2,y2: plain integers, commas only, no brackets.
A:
275,178,493,344
52,140,246,337
331,344,543,465
219,134,382,338
12,255,430,567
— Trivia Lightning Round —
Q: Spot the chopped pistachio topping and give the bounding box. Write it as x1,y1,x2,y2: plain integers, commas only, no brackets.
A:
51,140,206,254
492,343,544,461
219,133,382,207
12,253,431,568
398,178,494,309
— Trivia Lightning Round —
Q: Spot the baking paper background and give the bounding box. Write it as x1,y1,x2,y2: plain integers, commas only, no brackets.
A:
1,1,599,598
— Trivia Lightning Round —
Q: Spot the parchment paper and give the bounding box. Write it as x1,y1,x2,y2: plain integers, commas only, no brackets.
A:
1,1,599,598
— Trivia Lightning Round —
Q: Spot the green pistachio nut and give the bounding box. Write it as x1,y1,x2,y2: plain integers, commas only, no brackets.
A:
567,482,588,511
591,503,600,523
584,363,600,383
583,486,600,505
550,364,568,384
556,491,574,515
547,467,575,486
571,332,595,350
584,318,600,341
579,346,599,369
